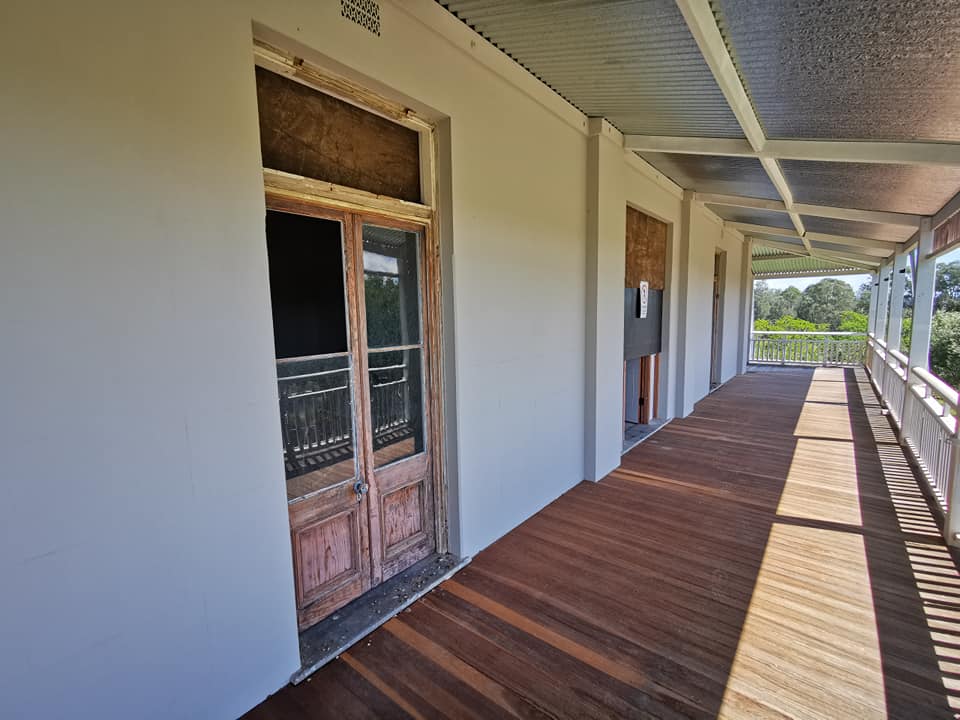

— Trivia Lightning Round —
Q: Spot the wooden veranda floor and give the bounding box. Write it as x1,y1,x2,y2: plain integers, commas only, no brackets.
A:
245,367,960,719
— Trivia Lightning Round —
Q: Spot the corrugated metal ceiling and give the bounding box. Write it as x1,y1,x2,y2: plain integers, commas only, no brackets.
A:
781,160,960,216
752,243,864,277
639,153,779,199
440,0,744,136
713,0,960,142
801,216,914,244
705,204,795,231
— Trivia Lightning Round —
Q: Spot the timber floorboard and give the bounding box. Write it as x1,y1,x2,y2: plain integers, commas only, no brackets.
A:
243,367,960,719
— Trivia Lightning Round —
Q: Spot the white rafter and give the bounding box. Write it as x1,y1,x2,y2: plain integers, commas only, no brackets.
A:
753,239,880,270
694,192,923,228
672,0,810,252
729,222,897,256
624,135,960,167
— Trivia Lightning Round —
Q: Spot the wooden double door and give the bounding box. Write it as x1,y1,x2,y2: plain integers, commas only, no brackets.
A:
265,196,439,631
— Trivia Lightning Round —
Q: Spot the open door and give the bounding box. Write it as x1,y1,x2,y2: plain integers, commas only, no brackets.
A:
710,250,726,389
266,201,438,631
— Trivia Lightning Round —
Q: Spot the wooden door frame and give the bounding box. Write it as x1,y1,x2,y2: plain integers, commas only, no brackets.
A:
265,180,448,563
710,250,727,388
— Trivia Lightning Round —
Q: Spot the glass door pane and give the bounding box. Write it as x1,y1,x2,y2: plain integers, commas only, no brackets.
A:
362,223,426,468
265,210,358,500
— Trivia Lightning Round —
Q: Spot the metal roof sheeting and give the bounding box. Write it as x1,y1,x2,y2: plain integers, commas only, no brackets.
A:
781,160,960,216
705,204,795,230
800,216,914,244
638,152,779,199
713,0,960,142
752,243,864,278
440,0,745,136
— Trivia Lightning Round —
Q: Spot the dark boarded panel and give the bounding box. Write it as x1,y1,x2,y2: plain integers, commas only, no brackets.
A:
625,206,666,290
936,213,960,254
255,67,421,203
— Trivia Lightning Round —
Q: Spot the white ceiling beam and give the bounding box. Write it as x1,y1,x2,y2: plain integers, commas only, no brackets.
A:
811,248,883,267
624,135,756,157
806,233,898,254
730,222,800,239
672,1,766,153
625,134,960,167
673,0,809,246
694,191,922,228
733,222,896,254
754,268,872,279
765,139,960,167
792,203,922,229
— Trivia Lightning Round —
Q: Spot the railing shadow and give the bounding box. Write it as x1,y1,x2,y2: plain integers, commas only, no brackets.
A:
845,367,960,718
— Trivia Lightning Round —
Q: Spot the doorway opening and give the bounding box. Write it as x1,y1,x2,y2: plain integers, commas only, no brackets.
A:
254,42,463,681
710,249,727,389
623,206,668,453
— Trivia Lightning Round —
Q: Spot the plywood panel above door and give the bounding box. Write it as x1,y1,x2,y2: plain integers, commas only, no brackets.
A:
255,67,422,203
625,206,667,290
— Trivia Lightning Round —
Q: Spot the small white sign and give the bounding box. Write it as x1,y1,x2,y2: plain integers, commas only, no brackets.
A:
638,281,649,319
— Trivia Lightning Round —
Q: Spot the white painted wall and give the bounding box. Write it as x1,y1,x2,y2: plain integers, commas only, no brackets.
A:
0,1,753,717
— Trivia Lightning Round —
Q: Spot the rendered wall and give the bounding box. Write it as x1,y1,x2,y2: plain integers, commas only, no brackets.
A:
0,1,751,717
0,1,589,718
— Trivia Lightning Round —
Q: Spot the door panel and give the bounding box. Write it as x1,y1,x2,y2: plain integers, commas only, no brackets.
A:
267,205,372,630
358,220,436,583
289,490,369,631
267,202,438,632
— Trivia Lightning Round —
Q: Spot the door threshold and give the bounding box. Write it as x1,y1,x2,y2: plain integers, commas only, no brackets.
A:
292,552,470,684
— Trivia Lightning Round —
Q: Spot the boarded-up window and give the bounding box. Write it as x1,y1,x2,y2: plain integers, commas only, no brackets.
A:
255,67,421,203
935,213,960,255
625,206,667,290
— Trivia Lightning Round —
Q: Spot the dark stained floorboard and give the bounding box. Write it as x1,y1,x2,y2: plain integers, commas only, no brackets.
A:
243,367,960,719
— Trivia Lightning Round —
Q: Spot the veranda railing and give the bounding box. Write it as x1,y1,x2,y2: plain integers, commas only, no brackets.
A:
866,334,960,545
749,331,867,366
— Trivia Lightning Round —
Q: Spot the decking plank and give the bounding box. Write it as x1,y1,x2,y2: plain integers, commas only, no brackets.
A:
244,367,960,719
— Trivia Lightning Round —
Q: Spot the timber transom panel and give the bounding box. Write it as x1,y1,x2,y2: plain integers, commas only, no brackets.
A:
245,367,960,719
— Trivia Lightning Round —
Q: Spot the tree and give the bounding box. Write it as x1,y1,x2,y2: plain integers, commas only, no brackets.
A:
936,261,960,313
837,310,868,333
753,280,775,321
754,316,827,332
796,278,856,329
769,286,802,320
929,312,960,389
854,281,872,314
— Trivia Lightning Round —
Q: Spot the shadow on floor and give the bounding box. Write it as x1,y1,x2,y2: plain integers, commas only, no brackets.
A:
244,366,959,718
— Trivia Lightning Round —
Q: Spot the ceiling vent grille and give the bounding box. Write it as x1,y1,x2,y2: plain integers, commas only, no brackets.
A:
341,0,381,36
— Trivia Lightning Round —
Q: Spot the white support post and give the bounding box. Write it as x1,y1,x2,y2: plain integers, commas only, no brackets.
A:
738,238,753,374
886,251,909,351
909,218,936,372
873,262,892,339
867,271,880,339
583,118,626,481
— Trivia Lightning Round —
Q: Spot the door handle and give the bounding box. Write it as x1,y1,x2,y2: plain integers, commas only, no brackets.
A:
354,480,369,502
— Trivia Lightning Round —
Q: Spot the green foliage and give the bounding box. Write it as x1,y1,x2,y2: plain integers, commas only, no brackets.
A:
936,261,960,312
854,282,872,314
796,278,856,328
753,280,775,321
363,276,400,347
769,286,802,320
930,312,960,389
837,311,868,333
754,316,828,332
753,277,858,331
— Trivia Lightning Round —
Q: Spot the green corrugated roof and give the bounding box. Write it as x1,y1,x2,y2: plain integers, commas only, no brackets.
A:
752,245,863,278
